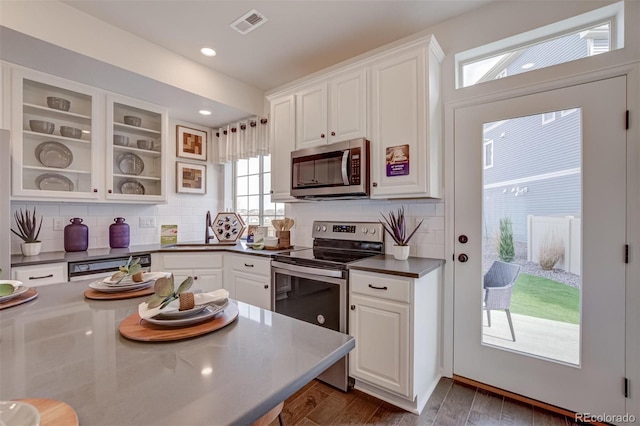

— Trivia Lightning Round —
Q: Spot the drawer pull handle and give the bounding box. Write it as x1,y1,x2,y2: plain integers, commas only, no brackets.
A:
244,263,254,268
29,274,54,280
368,284,388,290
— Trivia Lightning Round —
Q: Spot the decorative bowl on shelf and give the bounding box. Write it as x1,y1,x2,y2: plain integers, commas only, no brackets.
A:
124,115,142,127
29,120,55,134
46,96,71,111
114,135,129,146
137,139,154,150
60,126,82,139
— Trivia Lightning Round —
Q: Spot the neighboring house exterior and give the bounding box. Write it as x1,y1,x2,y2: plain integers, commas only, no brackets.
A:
481,28,609,244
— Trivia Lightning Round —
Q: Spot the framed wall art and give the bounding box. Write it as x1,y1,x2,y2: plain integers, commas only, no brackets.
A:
176,161,206,194
176,125,207,161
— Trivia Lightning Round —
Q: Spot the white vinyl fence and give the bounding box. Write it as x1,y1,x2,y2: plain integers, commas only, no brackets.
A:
527,215,581,274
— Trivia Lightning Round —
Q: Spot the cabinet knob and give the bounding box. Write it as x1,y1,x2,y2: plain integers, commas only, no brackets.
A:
270,190,274,194
320,134,325,138
264,284,269,289
331,131,336,136
350,305,356,310
108,189,113,194
372,182,378,187
194,276,198,280
93,188,98,193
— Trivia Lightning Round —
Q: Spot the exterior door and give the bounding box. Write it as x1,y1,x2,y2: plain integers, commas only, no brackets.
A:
454,76,627,414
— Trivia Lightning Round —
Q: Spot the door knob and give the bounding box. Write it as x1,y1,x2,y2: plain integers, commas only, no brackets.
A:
458,254,469,262
331,131,336,136
458,235,468,244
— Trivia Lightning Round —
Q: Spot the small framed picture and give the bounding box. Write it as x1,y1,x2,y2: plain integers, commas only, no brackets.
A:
176,161,206,194
176,125,207,161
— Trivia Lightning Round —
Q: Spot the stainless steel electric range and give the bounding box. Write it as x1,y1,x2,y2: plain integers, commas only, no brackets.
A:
271,221,384,391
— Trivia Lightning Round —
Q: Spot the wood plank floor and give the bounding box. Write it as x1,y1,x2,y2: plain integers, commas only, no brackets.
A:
270,378,582,425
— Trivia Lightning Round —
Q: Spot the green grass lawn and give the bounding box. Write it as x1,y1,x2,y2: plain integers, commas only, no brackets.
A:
510,273,580,324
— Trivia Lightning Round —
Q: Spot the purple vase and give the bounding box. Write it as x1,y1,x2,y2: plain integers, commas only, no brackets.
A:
64,218,88,252
109,217,130,248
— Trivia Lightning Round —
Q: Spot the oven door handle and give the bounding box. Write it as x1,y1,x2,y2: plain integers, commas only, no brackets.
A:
271,261,344,279
341,150,350,186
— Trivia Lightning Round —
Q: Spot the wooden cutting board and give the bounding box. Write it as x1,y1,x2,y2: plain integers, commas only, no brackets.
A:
119,302,239,342
14,398,78,426
84,286,154,300
0,288,38,310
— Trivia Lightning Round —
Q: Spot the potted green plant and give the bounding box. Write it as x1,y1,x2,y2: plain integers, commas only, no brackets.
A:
379,206,423,260
11,207,43,256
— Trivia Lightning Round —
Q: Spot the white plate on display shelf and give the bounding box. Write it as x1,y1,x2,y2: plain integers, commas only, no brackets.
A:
35,173,75,191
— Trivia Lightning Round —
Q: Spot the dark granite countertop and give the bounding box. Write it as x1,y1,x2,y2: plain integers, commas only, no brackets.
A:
348,255,444,278
11,242,309,267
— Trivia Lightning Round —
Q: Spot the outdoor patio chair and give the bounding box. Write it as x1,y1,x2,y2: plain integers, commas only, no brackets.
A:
483,260,521,342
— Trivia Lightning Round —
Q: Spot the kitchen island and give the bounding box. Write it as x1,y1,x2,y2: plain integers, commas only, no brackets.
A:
0,280,355,425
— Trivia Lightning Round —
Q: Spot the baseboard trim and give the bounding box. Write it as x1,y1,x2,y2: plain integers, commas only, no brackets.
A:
452,375,609,426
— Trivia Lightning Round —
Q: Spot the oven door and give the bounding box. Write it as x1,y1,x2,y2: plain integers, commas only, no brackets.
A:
271,262,347,333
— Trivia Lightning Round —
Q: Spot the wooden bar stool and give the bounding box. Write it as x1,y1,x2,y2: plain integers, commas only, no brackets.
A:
252,401,284,426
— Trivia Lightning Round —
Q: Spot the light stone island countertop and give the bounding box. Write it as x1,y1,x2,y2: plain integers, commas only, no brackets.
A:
0,280,354,425
11,242,309,267
348,255,445,278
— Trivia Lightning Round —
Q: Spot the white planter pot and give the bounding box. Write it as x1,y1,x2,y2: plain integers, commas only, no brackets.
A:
21,242,42,256
393,245,410,261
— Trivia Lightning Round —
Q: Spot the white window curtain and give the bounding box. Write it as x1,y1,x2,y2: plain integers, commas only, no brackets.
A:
215,117,269,164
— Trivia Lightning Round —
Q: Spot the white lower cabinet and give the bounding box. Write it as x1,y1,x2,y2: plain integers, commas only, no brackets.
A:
225,254,271,310
151,253,223,292
349,267,442,414
12,262,67,286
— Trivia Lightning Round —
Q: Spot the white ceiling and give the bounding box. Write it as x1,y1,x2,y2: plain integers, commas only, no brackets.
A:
3,1,492,127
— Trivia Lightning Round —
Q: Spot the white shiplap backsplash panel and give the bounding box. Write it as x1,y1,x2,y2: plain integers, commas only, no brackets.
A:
287,199,445,259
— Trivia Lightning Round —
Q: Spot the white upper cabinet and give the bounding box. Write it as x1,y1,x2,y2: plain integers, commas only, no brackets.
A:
268,94,296,202
11,68,101,200
295,69,366,149
106,94,167,202
369,36,443,199
9,66,167,203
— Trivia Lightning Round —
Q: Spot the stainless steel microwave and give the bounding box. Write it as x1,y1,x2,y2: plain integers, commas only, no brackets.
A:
291,138,369,199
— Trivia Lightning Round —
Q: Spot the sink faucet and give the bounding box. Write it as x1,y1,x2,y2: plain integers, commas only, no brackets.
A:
205,211,215,243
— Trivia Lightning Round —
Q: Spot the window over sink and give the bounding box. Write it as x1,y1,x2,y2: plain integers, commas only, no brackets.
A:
233,155,285,237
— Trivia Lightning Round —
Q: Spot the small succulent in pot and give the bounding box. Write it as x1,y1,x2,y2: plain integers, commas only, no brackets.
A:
146,274,194,310
11,207,43,243
379,206,423,246
110,256,143,282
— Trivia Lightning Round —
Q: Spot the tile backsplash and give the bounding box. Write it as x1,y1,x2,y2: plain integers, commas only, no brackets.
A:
287,198,446,259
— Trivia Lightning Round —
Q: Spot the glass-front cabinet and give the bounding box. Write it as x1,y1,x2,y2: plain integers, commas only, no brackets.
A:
11,69,101,200
10,67,167,203
106,95,166,202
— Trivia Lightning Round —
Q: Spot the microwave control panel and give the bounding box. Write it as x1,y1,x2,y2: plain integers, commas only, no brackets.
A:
350,147,361,185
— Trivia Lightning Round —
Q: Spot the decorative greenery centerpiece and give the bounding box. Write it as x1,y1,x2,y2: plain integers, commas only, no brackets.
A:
11,207,43,256
110,256,143,283
379,206,422,260
146,274,194,310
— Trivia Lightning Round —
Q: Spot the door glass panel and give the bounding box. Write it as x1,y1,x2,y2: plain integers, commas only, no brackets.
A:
481,108,581,366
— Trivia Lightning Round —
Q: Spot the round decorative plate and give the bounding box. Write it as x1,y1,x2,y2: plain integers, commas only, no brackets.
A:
35,141,73,168
0,282,29,303
120,178,145,195
116,152,144,175
154,299,229,320
35,173,75,191
144,306,218,327
88,280,152,293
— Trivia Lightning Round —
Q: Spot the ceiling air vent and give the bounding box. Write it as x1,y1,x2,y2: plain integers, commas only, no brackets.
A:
231,9,268,35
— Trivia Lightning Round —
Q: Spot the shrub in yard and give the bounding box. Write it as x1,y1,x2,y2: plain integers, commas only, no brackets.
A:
539,232,564,270
498,217,515,262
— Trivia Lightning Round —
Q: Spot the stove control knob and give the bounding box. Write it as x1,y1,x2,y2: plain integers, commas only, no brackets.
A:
369,228,376,235
322,225,327,232
362,227,368,234
315,225,321,232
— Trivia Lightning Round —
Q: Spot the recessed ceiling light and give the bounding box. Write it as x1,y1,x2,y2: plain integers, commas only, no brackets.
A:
200,47,216,57
521,62,535,69
199,110,212,116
